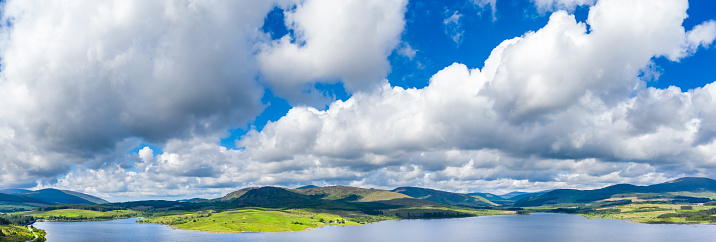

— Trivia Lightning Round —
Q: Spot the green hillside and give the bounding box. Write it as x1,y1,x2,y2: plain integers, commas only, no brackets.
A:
0,193,47,205
220,187,260,202
504,191,551,201
295,185,318,189
229,187,322,208
294,186,409,202
468,192,513,204
0,189,31,195
515,177,716,206
20,189,108,205
59,190,108,204
393,187,495,207
0,188,108,214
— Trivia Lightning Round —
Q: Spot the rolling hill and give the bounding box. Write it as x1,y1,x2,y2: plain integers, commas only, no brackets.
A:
393,187,495,207
0,189,31,195
21,189,108,205
515,177,716,206
501,190,552,201
295,186,408,202
0,188,108,206
296,185,319,189
227,187,322,207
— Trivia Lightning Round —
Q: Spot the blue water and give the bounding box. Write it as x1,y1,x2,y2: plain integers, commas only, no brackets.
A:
33,213,716,242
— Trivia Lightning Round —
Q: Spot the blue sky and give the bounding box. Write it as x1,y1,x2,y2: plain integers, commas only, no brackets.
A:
222,0,716,149
0,0,715,201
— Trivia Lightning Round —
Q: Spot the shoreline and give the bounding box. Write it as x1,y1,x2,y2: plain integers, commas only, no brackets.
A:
31,211,716,235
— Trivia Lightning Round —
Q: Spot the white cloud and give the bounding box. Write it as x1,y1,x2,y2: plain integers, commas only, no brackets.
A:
0,0,275,187
443,11,464,45
471,0,498,21
397,43,417,60
687,20,716,48
257,0,407,106
234,0,716,193
4,0,716,199
532,0,596,12
675,20,716,58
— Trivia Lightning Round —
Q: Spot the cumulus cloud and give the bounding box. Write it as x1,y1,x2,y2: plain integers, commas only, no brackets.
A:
257,0,407,106
677,20,716,58
235,0,716,193
0,0,276,187
4,0,716,199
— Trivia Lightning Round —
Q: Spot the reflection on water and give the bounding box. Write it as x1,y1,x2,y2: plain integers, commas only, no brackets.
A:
34,213,716,242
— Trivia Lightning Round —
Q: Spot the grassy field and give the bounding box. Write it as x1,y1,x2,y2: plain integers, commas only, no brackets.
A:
526,202,716,224
0,225,46,242
0,202,35,214
584,203,716,224
141,206,510,233
142,208,364,233
668,192,716,200
13,209,140,221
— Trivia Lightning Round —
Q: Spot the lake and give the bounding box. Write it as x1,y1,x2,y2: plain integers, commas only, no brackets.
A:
33,213,716,242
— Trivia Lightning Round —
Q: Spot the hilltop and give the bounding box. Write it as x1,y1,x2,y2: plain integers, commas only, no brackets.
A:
0,188,108,212
515,177,716,206
393,187,495,207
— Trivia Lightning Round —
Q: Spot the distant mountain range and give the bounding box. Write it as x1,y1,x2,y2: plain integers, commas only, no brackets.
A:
393,187,495,207
0,188,108,206
514,177,716,206
4,177,716,210
220,185,438,209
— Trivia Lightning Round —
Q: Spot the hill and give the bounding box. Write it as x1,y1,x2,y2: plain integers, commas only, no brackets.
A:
0,193,48,205
21,189,108,205
295,185,438,206
467,192,512,204
229,187,322,207
0,188,108,207
220,187,260,202
501,191,529,199
393,187,495,207
295,186,407,201
296,185,318,189
644,177,716,193
0,189,31,195
502,190,551,201
515,177,716,206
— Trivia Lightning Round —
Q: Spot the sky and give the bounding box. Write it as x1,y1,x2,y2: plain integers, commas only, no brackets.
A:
0,0,715,202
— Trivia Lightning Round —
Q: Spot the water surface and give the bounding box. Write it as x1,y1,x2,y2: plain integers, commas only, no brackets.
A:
34,213,716,242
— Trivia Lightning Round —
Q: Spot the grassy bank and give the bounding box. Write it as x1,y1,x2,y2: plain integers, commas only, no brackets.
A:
13,208,140,221
0,225,45,242
141,208,365,233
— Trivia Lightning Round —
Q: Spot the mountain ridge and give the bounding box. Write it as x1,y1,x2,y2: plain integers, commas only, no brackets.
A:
515,177,716,206
0,188,108,206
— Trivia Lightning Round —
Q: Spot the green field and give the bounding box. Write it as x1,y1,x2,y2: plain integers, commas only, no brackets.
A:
526,202,716,224
13,209,140,221
584,204,716,224
141,207,509,233
142,208,364,233
0,225,45,242
0,203,34,214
